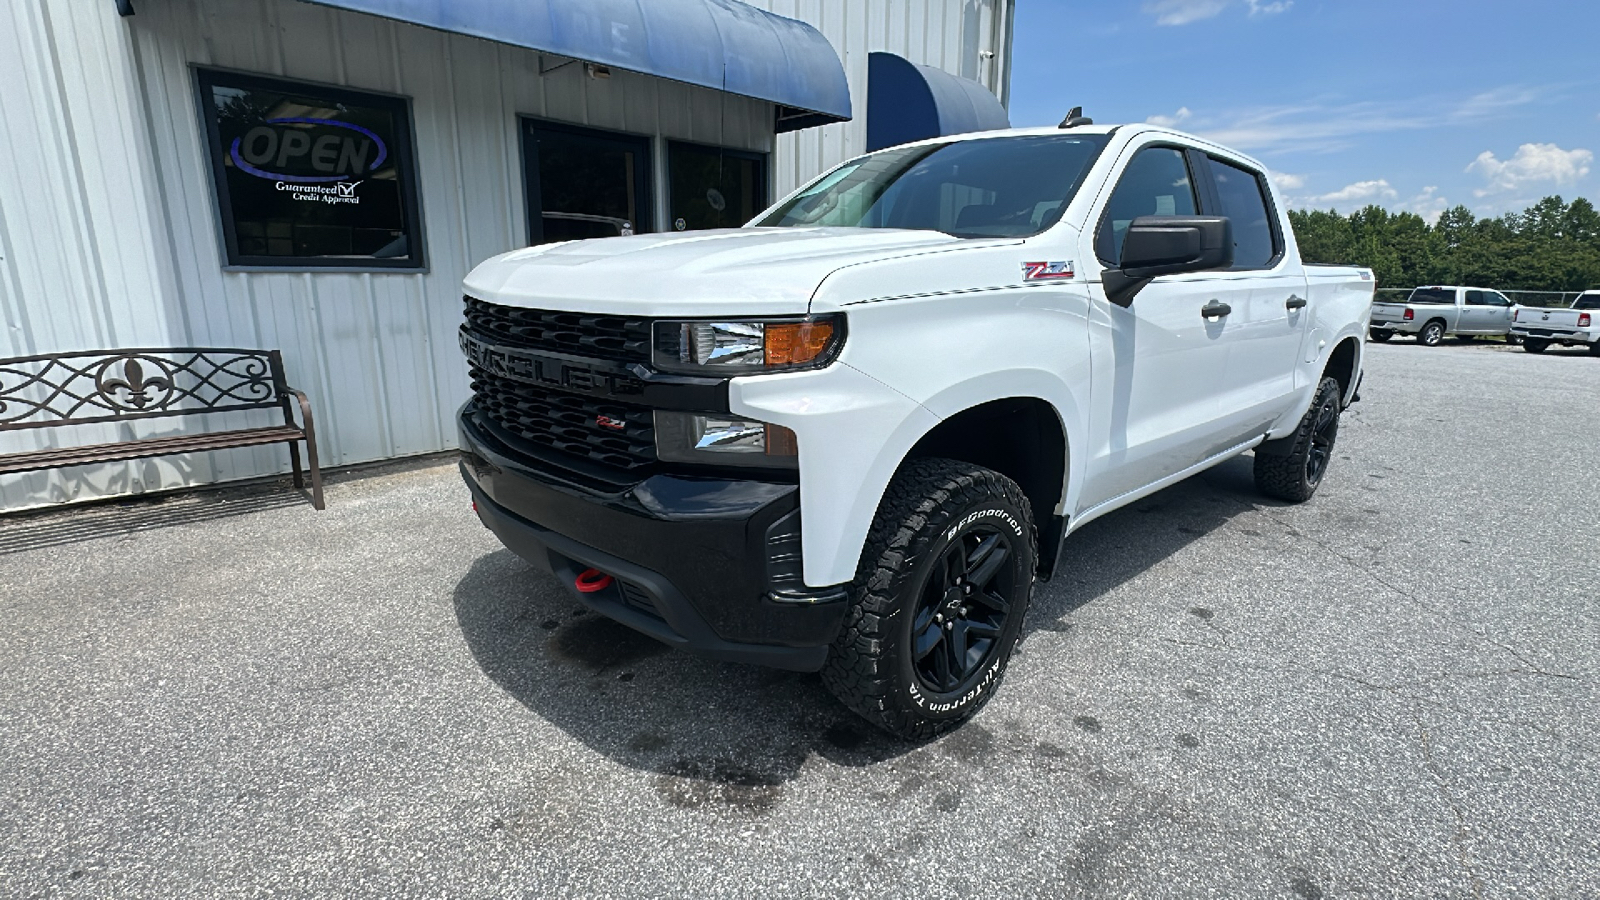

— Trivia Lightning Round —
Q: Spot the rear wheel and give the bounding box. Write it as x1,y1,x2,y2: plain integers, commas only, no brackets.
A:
1254,376,1342,503
1589,341,1600,357
1418,321,1446,346
1368,329,1393,343
822,458,1036,739
1524,339,1549,354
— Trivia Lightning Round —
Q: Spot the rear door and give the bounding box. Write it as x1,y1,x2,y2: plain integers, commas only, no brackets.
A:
1195,152,1308,433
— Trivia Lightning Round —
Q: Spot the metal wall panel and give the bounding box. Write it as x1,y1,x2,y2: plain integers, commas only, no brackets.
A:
0,0,773,511
746,0,1012,199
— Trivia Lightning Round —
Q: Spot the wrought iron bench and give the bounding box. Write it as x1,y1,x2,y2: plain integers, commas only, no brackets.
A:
0,347,323,509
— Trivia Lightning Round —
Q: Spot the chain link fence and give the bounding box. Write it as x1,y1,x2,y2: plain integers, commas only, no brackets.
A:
1375,288,1581,308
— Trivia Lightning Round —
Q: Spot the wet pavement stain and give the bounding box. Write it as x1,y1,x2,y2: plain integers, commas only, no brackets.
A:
548,616,669,671
656,757,786,811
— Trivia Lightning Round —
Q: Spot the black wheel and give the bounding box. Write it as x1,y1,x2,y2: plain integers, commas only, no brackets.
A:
1504,333,1523,346
1589,342,1600,357
1418,321,1446,346
822,458,1036,739
1523,339,1549,354
1368,329,1394,343
1254,376,1342,503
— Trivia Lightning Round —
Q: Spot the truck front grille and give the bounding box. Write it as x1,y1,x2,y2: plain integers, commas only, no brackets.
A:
463,296,651,364
469,366,657,472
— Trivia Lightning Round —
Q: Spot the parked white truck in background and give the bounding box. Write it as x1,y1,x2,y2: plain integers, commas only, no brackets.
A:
457,122,1375,737
1369,285,1517,345
1511,291,1600,355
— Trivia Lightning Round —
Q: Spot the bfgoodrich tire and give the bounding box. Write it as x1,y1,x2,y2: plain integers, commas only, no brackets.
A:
1254,376,1343,503
822,458,1036,740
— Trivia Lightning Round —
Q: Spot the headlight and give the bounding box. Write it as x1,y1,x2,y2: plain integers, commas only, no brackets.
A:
654,411,798,468
651,315,844,375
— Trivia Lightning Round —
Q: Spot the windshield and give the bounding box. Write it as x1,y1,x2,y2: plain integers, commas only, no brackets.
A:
1406,288,1456,305
1573,294,1600,310
756,134,1110,239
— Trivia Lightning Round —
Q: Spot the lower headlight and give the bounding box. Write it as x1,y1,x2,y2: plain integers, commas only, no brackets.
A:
654,411,798,468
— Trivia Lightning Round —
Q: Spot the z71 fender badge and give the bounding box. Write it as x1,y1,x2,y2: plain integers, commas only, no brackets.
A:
1022,260,1074,281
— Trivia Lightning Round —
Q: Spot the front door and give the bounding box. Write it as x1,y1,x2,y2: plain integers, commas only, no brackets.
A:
1461,289,1514,334
1077,144,1234,513
522,120,652,245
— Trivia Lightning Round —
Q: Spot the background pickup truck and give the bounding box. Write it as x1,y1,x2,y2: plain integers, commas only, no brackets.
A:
1511,291,1600,355
1369,285,1517,345
458,122,1374,737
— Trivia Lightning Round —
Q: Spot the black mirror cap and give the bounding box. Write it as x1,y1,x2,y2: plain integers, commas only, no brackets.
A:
1119,215,1233,277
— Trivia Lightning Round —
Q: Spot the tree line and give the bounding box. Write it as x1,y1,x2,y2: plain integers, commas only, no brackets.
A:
1289,196,1600,305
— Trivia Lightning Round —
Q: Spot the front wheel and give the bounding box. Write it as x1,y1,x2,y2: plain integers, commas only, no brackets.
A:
822,458,1036,739
1254,376,1342,503
1524,339,1549,354
1418,321,1446,346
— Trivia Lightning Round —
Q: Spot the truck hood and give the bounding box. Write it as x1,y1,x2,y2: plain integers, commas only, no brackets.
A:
463,227,970,315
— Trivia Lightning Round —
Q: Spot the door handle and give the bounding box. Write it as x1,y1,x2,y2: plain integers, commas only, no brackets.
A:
1286,294,1307,310
1201,301,1232,319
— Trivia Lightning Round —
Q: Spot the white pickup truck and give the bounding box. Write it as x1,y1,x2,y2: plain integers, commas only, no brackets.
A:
457,123,1374,737
1369,285,1517,345
1510,292,1600,355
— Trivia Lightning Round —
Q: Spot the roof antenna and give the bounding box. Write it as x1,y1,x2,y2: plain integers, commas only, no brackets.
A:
1058,106,1093,128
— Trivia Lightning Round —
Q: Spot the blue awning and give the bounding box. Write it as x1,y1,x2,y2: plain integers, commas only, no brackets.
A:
866,52,1008,152
299,0,851,131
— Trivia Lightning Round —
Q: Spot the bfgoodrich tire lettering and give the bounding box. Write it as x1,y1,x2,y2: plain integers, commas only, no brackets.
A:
821,458,1036,739
1253,376,1342,503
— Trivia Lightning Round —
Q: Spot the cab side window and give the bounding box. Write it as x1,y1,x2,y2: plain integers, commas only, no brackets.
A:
1205,156,1279,268
1096,147,1198,266
1464,290,1488,305
1486,291,1512,307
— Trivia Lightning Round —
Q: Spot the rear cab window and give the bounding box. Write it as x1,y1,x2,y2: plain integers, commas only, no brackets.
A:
1407,288,1456,305
1573,294,1600,310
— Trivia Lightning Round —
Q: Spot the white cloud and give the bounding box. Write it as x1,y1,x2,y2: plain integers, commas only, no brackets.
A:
1306,180,1398,206
1399,186,1450,224
1146,107,1193,128
1247,0,1293,14
1466,143,1592,196
1144,0,1289,25
1161,84,1552,154
1144,0,1229,25
1267,169,1305,190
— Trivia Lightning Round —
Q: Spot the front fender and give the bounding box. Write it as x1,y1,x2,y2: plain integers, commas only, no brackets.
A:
729,363,940,587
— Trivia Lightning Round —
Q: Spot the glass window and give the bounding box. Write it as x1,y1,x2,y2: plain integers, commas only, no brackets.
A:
1205,156,1278,269
1095,147,1198,266
1407,288,1456,305
1485,291,1512,307
1464,290,1489,305
197,69,423,269
523,121,651,244
668,143,767,232
1574,294,1600,310
758,135,1109,239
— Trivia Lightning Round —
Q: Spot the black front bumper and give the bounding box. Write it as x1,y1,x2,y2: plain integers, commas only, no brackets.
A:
458,404,848,671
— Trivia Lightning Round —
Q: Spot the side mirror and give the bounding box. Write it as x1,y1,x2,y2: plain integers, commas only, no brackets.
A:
1103,215,1233,307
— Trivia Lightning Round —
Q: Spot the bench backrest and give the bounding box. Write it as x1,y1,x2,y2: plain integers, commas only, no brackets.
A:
0,348,290,432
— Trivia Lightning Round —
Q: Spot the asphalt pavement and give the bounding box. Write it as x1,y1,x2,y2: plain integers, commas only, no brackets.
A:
3,339,1597,898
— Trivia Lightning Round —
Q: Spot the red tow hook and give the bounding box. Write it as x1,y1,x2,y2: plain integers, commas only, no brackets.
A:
574,568,614,593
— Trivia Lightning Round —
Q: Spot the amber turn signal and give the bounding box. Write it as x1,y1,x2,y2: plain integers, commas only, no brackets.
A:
764,321,836,366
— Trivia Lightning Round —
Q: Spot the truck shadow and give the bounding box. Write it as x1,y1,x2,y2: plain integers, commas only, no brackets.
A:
451,455,1271,796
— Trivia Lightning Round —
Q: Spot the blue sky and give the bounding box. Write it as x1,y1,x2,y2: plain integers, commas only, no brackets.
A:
1008,0,1599,220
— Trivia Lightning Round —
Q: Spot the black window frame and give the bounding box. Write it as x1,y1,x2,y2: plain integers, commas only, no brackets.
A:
665,140,770,232
1199,152,1285,271
194,67,427,271
1094,142,1203,268
519,117,654,246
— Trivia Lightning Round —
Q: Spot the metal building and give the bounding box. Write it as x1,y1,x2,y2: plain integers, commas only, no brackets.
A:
0,0,1013,510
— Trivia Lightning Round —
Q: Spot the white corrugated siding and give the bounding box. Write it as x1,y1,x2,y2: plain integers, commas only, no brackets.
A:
746,0,1013,198
0,0,1008,511
0,0,773,510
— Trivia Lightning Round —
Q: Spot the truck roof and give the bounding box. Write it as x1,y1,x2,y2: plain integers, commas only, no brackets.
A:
882,124,1274,183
